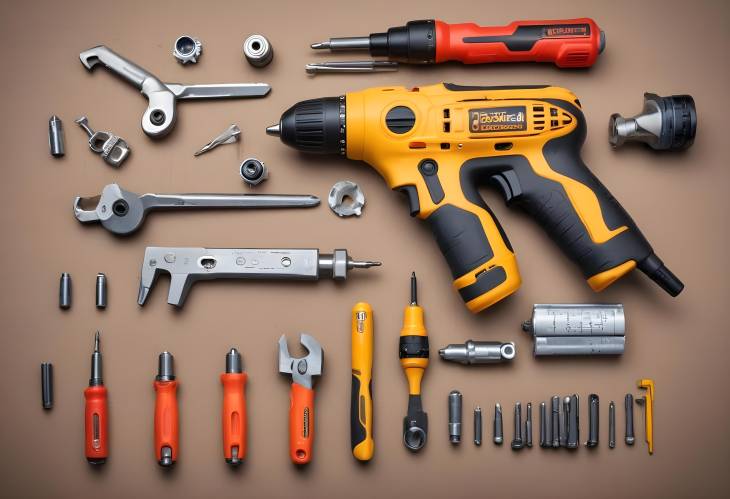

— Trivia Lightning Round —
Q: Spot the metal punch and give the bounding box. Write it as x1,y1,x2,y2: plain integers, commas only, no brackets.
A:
74,183,319,236
79,46,270,138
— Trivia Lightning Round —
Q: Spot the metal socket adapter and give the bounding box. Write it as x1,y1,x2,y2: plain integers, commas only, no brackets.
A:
173,35,202,64
243,34,273,67
439,340,515,364
240,158,268,186
609,92,696,151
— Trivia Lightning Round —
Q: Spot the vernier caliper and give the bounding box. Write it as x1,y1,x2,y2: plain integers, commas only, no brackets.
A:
79,45,270,138
138,247,381,307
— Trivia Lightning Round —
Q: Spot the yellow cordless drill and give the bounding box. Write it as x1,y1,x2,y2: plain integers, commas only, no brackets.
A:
267,83,683,313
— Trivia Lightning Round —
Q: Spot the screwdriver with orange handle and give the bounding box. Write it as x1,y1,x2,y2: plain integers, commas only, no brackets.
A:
311,18,605,68
84,331,108,465
400,273,429,452
351,302,374,461
154,351,178,467
221,348,247,465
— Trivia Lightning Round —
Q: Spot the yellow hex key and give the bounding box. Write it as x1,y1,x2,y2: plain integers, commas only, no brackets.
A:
638,378,655,455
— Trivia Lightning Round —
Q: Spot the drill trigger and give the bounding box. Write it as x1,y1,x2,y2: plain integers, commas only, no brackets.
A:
397,185,421,216
489,171,523,203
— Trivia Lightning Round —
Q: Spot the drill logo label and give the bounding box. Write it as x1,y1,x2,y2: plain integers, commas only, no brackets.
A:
469,107,527,133
544,24,590,37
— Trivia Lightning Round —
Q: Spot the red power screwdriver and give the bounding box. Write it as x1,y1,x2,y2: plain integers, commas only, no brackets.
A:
84,331,108,465
310,18,604,68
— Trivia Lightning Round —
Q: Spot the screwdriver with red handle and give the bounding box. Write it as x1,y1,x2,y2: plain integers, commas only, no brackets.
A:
221,348,247,466
84,331,108,465
310,18,605,68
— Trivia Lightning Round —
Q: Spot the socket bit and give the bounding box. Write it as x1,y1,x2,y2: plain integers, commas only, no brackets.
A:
448,390,462,444
525,402,533,448
49,115,65,157
439,340,515,364
59,273,71,309
586,394,599,448
41,362,54,409
625,394,635,445
511,402,523,450
493,403,503,445
560,397,568,447
539,402,547,447
95,273,107,309
474,406,482,446
551,396,560,448
609,401,616,449
567,395,580,449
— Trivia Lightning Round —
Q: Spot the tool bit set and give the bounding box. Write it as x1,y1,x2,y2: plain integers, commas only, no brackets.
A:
42,11,692,468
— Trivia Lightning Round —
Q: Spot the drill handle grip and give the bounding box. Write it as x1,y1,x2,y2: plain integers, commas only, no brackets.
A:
84,385,108,462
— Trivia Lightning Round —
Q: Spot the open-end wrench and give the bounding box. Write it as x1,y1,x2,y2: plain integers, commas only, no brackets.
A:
74,183,319,236
79,46,270,138
279,334,323,465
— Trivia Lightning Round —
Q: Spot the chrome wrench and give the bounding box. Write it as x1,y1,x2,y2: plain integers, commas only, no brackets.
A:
79,46,270,138
74,183,319,236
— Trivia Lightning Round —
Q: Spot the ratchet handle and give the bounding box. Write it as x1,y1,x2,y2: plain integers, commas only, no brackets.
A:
221,373,247,463
289,383,315,465
154,380,179,465
84,385,108,463
434,18,604,67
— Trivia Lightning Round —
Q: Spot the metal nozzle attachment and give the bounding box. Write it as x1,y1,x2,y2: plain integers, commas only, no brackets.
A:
439,340,515,364
609,92,696,151
157,351,175,381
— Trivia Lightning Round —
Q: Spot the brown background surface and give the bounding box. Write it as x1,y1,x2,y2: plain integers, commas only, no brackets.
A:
1,0,728,497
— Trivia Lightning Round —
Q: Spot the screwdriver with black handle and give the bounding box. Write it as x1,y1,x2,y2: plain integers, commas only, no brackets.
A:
400,273,429,451
312,18,605,68
351,302,374,461
84,331,108,464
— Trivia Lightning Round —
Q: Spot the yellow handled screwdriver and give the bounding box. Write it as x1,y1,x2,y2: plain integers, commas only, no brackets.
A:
351,302,374,461
400,272,429,451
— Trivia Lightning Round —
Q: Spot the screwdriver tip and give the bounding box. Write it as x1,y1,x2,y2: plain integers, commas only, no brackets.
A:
311,41,329,50
94,331,100,351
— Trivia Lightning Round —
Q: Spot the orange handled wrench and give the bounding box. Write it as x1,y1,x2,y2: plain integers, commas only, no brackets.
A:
84,331,108,464
221,348,247,465
154,351,178,467
278,334,323,465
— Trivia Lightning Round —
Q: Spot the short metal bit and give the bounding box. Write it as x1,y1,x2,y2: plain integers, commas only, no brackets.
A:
539,402,548,447
305,61,398,74
609,401,616,449
474,406,482,446
551,396,560,448
525,403,533,448
493,403,503,445
625,394,635,445
511,402,523,450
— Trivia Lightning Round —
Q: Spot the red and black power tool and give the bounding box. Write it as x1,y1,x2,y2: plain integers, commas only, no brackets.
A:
311,18,605,68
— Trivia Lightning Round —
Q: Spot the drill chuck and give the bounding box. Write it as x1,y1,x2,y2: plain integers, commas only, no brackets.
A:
267,96,346,155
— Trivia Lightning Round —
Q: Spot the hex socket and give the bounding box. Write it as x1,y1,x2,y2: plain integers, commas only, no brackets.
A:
448,390,462,444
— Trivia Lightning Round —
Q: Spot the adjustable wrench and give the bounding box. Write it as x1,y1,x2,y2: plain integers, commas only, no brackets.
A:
279,334,323,465
74,183,319,236
79,46,270,138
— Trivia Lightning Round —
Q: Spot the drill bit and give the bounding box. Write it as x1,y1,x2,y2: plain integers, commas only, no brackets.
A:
194,124,241,156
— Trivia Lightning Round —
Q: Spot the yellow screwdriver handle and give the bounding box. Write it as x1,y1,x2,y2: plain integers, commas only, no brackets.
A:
351,302,374,461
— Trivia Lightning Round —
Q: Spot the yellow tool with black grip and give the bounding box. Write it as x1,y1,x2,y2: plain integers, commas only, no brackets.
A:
399,273,429,451
351,302,374,461
268,83,684,313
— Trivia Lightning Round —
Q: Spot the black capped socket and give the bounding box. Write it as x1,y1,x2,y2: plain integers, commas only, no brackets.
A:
239,158,268,186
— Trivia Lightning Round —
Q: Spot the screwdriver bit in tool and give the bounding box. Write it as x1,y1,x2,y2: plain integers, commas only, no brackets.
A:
138,247,380,307
85,332,108,464
305,61,398,74
493,403,503,445
79,45,270,138
439,340,515,364
74,183,319,236
194,124,241,156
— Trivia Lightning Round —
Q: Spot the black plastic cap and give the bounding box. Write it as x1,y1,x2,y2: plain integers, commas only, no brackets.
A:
369,20,436,63
277,97,345,155
647,93,697,150
638,254,684,297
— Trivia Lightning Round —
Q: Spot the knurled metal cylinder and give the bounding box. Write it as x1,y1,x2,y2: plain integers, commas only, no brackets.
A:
448,390,462,444
157,352,175,381
95,273,107,309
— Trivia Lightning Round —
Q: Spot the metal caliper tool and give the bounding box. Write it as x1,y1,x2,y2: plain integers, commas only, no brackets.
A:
279,334,323,465
74,183,319,236
79,46,270,138
138,247,381,307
